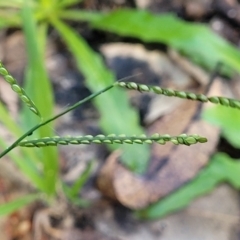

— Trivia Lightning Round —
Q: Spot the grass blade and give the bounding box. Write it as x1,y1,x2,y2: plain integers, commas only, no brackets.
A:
0,13,21,29
63,160,93,201
0,137,45,191
0,101,43,175
136,153,240,219
0,194,39,216
52,18,150,173
203,106,240,148
21,1,58,195
85,9,240,74
58,0,83,8
59,10,103,22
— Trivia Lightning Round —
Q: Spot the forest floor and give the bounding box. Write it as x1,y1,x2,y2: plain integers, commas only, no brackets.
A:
1,0,240,239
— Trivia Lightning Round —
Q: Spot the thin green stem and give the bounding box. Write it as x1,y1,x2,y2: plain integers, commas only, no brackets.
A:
0,82,116,158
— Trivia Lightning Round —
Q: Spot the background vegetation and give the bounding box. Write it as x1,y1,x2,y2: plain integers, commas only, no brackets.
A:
1,0,240,238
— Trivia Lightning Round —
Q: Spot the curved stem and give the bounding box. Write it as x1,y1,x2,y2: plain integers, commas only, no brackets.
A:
0,82,116,158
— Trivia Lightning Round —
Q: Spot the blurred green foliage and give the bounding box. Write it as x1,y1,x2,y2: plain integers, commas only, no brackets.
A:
1,0,240,219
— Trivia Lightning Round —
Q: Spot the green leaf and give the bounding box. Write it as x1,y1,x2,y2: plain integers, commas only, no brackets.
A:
0,94,44,190
52,18,150,173
84,9,240,74
203,105,240,148
0,103,23,137
0,12,21,29
0,136,45,191
0,90,45,191
58,0,83,8
136,153,240,219
64,161,93,200
21,1,58,195
0,0,24,8
220,154,240,187
40,0,55,8
68,198,90,208
0,194,39,216
59,10,103,22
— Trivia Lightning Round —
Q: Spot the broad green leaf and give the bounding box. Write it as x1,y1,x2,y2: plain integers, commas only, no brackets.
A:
52,18,150,173
203,106,240,148
136,153,240,219
83,9,240,74
0,194,39,216
21,1,58,195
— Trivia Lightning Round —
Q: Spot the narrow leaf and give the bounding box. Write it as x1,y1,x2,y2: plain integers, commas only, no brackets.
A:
52,18,150,173
203,106,240,148
59,10,103,22
86,9,240,74
136,153,240,219
21,1,58,195
0,83,45,190
0,194,39,216
0,136,45,191
58,0,83,8
64,160,93,200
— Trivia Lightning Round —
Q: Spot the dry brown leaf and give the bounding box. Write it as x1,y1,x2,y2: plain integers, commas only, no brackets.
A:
97,80,222,209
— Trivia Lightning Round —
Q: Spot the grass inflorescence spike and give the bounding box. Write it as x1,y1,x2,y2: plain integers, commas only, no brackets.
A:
0,62,41,117
117,82,240,109
18,134,207,148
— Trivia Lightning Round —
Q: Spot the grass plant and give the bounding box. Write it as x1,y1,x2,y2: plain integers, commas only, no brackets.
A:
1,0,240,220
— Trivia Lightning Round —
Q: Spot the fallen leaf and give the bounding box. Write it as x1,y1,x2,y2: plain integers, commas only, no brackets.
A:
98,79,222,209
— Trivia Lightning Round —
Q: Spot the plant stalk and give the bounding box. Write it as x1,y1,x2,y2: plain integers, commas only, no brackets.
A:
0,82,116,158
